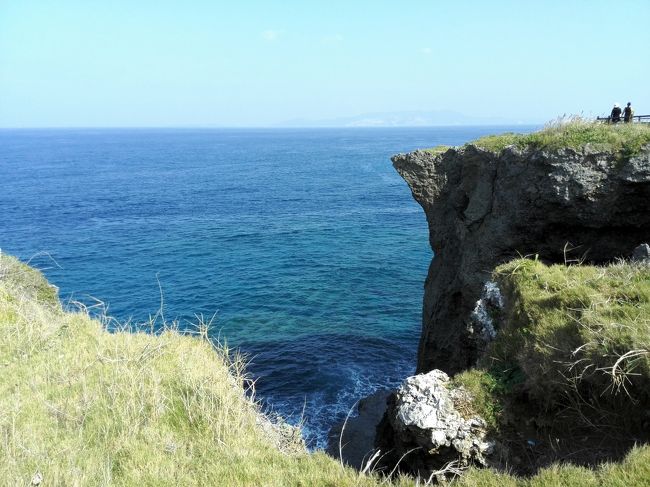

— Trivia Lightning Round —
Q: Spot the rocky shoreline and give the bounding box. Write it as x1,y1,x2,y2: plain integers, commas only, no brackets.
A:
329,135,650,480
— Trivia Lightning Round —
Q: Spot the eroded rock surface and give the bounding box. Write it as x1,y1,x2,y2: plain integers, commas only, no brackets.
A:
632,243,650,263
393,145,650,373
469,280,503,343
377,370,493,480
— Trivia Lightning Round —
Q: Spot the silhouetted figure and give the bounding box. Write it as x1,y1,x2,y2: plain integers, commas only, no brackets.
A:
610,103,622,123
623,102,634,123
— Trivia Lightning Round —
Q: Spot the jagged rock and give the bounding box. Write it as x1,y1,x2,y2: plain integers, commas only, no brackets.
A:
377,370,493,479
469,280,503,342
393,145,650,374
632,243,650,263
326,389,391,469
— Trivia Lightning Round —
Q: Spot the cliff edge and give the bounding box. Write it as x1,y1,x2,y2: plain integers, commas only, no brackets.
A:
0,253,411,487
392,123,650,374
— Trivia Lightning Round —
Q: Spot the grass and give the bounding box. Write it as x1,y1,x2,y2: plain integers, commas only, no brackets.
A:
491,258,650,417
0,253,414,487
451,258,650,485
451,364,526,433
0,253,60,308
423,145,452,156
457,445,650,487
473,118,650,155
451,258,650,431
451,369,504,431
425,118,650,157
2,252,649,486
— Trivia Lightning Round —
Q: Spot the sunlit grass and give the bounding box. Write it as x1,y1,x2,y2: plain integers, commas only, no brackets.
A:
492,258,650,413
2,253,649,486
471,118,650,155
423,145,452,156
453,258,650,432
458,445,650,487
425,118,650,157
452,258,650,485
0,253,413,486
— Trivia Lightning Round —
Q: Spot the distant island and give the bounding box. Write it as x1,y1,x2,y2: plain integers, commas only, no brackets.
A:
276,110,539,128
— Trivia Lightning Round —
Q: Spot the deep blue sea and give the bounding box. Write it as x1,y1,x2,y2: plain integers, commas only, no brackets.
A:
0,126,536,448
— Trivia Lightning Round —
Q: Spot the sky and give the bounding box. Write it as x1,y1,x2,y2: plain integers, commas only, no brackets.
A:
1,0,648,127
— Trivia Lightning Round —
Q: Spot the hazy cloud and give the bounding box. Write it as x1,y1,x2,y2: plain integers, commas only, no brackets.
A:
261,30,283,42
420,47,432,55
321,34,344,45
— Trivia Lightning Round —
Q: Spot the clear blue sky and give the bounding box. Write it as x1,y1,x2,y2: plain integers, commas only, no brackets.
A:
1,0,648,127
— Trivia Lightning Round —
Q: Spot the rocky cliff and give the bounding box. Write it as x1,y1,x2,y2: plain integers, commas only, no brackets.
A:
392,142,650,374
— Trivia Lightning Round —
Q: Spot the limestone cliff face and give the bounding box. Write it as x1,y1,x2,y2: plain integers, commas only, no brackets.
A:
393,144,650,374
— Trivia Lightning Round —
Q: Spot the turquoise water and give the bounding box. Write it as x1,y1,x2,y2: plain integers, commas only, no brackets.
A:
0,126,536,448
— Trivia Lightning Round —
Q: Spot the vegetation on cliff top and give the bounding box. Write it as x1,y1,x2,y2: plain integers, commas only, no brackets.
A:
453,258,650,485
458,446,650,487
492,258,650,415
0,253,412,486
3,253,650,486
473,119,650,155
428,119,650,156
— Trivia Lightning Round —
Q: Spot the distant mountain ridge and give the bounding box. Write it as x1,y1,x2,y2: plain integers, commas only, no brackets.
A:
278,110,535,127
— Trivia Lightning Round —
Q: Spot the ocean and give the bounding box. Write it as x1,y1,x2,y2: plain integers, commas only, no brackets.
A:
0,126,536,448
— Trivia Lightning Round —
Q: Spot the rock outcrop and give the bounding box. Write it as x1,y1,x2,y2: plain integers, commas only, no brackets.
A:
632,243,650,263
326,389,391,469
376,370,494,480
392,144,650,373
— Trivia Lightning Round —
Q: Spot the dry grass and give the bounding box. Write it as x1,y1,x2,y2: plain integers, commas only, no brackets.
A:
471,117,650,155
2,252,649,486
424,118,650,157
457,445,650,487
491,258,650,419
0,253,414,487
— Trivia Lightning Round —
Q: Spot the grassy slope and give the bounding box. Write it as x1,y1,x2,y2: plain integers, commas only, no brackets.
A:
427,119,650,156
454,259,650,486
460,446,650,487
0,254,412,487
3,254,649,486
492,259,650,413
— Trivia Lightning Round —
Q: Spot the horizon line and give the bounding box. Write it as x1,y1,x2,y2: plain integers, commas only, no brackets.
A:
0,122,544,130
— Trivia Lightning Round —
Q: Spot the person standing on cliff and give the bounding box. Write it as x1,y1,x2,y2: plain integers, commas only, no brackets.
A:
610,103,622,123
623,102,634,123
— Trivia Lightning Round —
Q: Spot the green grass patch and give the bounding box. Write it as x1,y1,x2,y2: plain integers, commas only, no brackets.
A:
450,258,649,483
458,445,650,487
451,369,503,430
2,253,649,486
0,253,414,487
489,258,650,417
470,119,650,155
423,145,452,156
452,363,526,432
